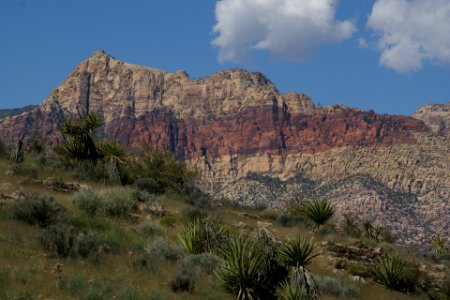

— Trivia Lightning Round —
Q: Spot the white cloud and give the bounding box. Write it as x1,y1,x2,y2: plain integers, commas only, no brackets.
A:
212,0,356,63
367,0,450,74
358,38,368,49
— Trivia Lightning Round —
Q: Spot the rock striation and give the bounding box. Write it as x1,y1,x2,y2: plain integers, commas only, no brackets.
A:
0,51,448,249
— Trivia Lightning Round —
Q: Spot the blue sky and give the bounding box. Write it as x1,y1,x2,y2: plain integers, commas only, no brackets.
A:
0,0,449,115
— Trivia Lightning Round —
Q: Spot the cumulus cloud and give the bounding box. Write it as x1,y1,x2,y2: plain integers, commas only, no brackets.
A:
367,0,450,73
212,0,356,63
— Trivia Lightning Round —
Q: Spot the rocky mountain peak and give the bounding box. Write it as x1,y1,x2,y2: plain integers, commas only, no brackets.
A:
413,102,450,135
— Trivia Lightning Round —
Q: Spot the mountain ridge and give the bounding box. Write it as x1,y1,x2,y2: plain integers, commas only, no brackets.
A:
0,51,449,249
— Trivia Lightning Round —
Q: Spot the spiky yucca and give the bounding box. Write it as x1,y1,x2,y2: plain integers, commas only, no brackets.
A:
374,255,407,290
178,220,205,255
278,237,319,299
278,280,307,300
216,237,265,300
430,235,449,255
96,141,127,164
298,199,335,230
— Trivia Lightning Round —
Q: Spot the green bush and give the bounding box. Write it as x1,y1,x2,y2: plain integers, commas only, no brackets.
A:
11,193,66,228
316,276,359,298
135,177,164,194
102,187,136,217
144,238,184,261
71,160,109,182
73,188,103,216
138,221,164,238
277,214,308,228
159,215,177,227
38,224,77,258
67,272,87,296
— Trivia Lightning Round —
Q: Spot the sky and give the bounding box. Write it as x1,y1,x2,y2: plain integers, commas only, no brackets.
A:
0,0,449,115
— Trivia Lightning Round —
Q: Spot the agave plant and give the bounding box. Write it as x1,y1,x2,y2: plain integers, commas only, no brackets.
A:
278,237,319,299
216,236,265,300
298,199,335,230
374,255,407,291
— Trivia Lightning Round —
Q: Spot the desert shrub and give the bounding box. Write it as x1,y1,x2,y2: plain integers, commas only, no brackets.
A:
138,221,164,238
316,276,359,298
129,148,196,193
133,190,156,203
68,213,113,232
135,177,164,194
183,186,212,208
9,162,40,179
260,208,280,220
96,229,123,254
342,214,361,237
144,238,184,261
73,188,103,216
170,255,200,292
76,232,100,259
11,193,66,227
101,187,136,217
39,224,77,258
216,236,265,300
294,199,335,230
181,207,208,222
187,253,221,274
159,215,177,227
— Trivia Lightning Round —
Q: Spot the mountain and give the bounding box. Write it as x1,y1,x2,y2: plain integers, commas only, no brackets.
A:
0,51,448,249
0,105,37,120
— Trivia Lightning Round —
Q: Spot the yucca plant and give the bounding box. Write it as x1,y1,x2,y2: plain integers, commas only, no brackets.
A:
277,280,307,300
58,113,101,162
278,237,319,269
298,199,335,230
278,237,319,299
373,255,407,291
361,219,375,238
96,141,127,164
216,236,265,300
178,220,205,255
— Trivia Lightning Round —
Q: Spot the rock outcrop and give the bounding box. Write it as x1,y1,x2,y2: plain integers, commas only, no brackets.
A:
0,51,449,249
413,103,450,136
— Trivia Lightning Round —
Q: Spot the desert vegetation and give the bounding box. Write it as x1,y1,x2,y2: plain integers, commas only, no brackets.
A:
0,116,448,300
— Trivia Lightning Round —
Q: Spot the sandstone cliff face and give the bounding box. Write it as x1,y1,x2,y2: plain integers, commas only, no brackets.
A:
0,51,448,248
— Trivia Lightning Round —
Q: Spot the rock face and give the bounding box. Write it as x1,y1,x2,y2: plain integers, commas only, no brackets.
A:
413,103,450,136
0,51,449,249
